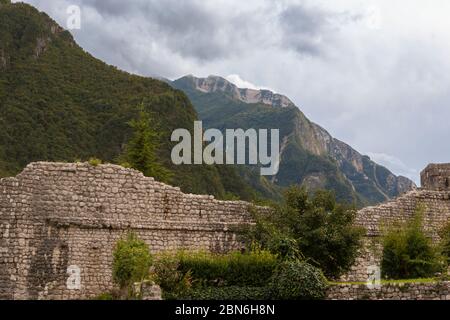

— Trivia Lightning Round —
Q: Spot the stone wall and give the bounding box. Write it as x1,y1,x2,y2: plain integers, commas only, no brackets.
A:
421,163,450,191
0,162,264,300
327,282,450,300
342,187,450,282
2,161,450,300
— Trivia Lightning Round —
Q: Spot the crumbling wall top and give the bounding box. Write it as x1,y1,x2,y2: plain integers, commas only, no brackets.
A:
421,163,450,191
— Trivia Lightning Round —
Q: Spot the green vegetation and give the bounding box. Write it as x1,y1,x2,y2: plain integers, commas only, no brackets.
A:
269,260,328,300
242,186,365,278
176,248,278,287
112,233,153,296
152,248,326,300
118,103,173,183
381,206,444,280
94,292,115,300
88,158,102,167
152,251,193,298
152,249,277,298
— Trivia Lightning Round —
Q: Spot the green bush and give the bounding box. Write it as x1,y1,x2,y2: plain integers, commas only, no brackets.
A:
242,187,365,278
266,235,303,261
152,251,192,298
269,260,328,300
177,248,278,287
381,206,444,279
171,286,271,300
112,233,152,292
88,157,102,166
154,249,328,300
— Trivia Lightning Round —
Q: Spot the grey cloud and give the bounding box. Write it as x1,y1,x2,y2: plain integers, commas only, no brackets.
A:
79,0,333,61
279,1,363,56
280,4,329,54
279,3,354,56
81,0,268,61
20,0,336,62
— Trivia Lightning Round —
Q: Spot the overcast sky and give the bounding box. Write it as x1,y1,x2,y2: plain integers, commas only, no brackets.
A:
16,0,450,183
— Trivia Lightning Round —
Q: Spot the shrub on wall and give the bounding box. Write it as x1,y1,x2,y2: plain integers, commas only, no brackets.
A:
88,157,102,166
381,207,444,279
269,260,328,300
112,232,153,295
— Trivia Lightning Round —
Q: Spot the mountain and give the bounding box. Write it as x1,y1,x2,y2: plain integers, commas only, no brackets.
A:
0,2,260,200
172,75,416,206
186,75,295,108
0,2,414,206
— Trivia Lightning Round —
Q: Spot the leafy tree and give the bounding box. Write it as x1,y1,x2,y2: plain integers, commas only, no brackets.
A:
120,103,173,183
243,186,365,278
381,206,444,279
112,232,153,297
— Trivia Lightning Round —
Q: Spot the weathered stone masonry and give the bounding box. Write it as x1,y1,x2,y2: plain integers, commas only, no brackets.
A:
327,282,450,300
0,162,262,300
2,162,450,300
342,163,450,282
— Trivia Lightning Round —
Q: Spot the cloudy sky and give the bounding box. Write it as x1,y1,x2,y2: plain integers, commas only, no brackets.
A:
16,0,450,183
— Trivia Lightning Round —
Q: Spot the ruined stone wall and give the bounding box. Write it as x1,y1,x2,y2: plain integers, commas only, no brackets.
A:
342,188,450,282
327,281,450,300
0,162,262,300
3,161,450,299
421,163,450,191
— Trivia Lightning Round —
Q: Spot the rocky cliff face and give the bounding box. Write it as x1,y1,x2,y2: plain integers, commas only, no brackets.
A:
187,75,295,108
305,122,416,199
173,75,416,205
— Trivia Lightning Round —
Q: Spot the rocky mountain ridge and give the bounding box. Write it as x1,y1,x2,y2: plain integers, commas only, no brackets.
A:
187,75,295,108
173,75,416,205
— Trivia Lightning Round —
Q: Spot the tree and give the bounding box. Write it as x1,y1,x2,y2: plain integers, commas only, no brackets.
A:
381,206,444,279
243,186,365,279
120,103,173,183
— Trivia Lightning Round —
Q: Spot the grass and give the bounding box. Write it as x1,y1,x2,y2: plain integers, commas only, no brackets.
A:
329,278,438,286
88,158,103,167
